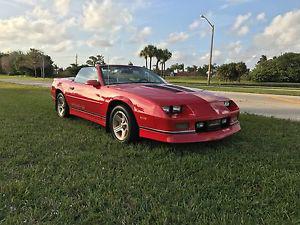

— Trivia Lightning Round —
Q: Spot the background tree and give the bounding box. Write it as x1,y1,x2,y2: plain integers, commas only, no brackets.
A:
58,63,85,77
86,55,105,66
139,48,148,69
216,62,248,82
250,53,300,82
146,45,157,70
160,49,172,77
26,48,42,77
186,65,198,73
0,49,54,77
235,62,249,81
154,48,164,70
257,55,268,65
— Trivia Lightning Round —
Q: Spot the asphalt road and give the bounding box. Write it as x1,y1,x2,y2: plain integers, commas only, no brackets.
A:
1,78,300,121
213,91,300,121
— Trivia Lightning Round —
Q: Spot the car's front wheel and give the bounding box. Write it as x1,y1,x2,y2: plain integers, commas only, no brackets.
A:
109,105,138,143
56,92,69,118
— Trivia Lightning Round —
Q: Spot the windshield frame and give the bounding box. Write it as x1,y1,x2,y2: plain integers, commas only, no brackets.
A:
99,65,167,86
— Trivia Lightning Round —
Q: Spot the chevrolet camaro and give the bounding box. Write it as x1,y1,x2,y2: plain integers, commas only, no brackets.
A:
51,65,241,143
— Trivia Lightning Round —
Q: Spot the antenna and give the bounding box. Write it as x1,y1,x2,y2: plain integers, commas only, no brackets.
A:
107,55,110,85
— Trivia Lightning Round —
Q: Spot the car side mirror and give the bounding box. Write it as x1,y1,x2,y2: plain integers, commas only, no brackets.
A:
86,80,100,87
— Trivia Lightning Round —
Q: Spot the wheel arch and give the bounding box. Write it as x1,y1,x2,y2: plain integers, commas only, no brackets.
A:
55,89,64,111
105,99,138,132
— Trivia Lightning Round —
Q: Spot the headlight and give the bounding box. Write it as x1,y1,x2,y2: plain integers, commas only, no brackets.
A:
162,105,182,114
224,101,230,107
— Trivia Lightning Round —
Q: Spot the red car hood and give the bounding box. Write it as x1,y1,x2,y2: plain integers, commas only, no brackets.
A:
111,83,228,104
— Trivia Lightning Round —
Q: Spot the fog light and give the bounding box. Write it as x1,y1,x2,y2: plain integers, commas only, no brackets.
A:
172,105,182,113
224,101,230,107
221,118,227,124
196,122,205,129
162,106,171,113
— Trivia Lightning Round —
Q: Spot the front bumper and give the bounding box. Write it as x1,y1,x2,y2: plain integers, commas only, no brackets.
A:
139,122,241,143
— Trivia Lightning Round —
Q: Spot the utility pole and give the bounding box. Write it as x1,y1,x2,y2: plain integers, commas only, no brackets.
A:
42,56,45,78
201,15,214,86
75,54,78,66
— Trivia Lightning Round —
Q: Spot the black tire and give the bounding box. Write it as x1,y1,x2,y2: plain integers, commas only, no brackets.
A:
109,105,139,143
56,92,69,118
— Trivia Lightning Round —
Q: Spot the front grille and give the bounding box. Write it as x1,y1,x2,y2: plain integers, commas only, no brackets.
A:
195,118,230,132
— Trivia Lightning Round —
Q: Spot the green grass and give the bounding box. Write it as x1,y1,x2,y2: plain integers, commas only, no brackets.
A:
0,74,53,81
175,83,300,96
166,76,300,96
0,82,300,224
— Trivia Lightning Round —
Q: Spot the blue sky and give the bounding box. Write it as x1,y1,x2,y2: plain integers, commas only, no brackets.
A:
0,0,299,68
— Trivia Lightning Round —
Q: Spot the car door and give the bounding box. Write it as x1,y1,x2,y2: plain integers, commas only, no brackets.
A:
70,67,104,119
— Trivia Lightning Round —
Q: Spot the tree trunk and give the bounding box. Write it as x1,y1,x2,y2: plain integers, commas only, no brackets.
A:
34,66,37,78
145,57,148,69
149,57,152,70
156,60,160,70
161,63,163,77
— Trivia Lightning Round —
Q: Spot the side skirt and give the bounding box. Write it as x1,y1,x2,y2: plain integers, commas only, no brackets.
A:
70,108,106,127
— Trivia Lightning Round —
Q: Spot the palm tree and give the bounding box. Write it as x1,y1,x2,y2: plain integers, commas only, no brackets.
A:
154,48,164,71
139,48,148,69
146,45,157,70
86,54,105,66
161,49,172,77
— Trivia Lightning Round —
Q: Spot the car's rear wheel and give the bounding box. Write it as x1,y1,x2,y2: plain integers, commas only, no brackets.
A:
56,92,69,118
110,105,138,143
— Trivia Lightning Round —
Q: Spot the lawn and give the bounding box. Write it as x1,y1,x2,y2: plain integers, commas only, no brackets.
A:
0,74,53,81
176,83,300,96
0,82,300,224
166,77,300,96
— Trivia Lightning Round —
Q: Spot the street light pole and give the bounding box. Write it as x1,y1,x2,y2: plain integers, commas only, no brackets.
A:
201,15,214,86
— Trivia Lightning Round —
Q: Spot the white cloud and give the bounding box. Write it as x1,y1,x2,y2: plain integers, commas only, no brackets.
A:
167,32,189,44
109,56,127,64
221,0,250,9
200,50,222,61
0,4,75,53
156,41,168,49
52,40,73,52
189,20,200,30
130,26,152,43
54,0,70,16
82,0,133,32
31,6,52,19
232,13,251,36
233,13,251,30
254,9,300,52
256,12,266,21
238,25,249,35
86,35,114,48
228,41,243,54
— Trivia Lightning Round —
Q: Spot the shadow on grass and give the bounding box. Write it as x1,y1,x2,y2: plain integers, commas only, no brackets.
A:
138,137,234,154
64,114,237,155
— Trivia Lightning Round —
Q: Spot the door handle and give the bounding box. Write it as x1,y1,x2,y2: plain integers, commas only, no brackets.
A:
70,87,75,90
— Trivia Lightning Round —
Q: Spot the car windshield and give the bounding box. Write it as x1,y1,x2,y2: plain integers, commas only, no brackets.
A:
101,65,166,85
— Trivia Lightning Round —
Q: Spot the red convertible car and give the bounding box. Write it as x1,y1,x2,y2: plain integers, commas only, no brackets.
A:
51,65,240,143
